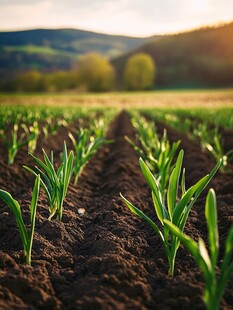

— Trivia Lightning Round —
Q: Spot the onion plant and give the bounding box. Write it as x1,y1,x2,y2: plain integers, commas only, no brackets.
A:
22,121,40,154
127,115,180,201
0,175,40,266
69,128,110,185
120,150,221,276
164,189,233,310
193,123,233,172
193,122,211,150
204,131,233,172
90,118,105,138
42,117,68,138
0,124,31,165
24,142,73,221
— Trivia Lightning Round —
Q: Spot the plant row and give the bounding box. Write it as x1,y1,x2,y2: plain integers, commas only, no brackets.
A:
141,108,233,172
121,112,233,310
0,106,115,165
0,110,114,264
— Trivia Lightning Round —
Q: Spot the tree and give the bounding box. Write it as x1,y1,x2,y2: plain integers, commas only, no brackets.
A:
14,71,46,92
45,71,78,91
76,53,115,92
124,53,156,90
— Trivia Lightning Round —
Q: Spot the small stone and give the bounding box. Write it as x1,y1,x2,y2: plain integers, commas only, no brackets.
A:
78,208,85,215
0,212,9,220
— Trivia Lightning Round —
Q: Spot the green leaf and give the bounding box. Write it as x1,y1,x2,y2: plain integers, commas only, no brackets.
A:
173,175,209,225
181,168,186,196
27,174,40,265
0,190,29,254
205,189,219,267
42,148,57,180
164,219,211,281
29,152,54,180
23,165,51,202
139,158,163,206
218,226,233,300
167,150,184,219
198,238,212,272
152,191,165,224
172,159,221,227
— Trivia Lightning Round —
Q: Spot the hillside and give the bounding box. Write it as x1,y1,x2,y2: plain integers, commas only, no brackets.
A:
0,28,156,76
112,22,233,88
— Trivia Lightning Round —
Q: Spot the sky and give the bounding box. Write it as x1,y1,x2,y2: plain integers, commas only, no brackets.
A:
0,0,233,37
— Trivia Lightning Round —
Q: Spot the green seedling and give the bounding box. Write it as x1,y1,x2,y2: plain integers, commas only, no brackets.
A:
164,189,233,310
69,128,111,185
24,142,73,221
121,150,221,276
22,121,40,154
126,128,180,201
204,131,233,171
0,175,40,266
0,124,31,165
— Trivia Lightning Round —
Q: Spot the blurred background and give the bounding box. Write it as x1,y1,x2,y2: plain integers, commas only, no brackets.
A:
0,0,233,93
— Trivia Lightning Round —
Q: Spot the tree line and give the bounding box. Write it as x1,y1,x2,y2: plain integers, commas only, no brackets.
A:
0,53,156,92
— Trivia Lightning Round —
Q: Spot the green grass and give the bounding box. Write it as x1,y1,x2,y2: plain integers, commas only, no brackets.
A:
2,45,79,58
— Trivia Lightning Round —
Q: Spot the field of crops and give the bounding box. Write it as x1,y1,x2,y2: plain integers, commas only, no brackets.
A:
0,96,233,309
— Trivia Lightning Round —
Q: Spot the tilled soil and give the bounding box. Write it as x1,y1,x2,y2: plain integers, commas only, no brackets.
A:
0,111,232,310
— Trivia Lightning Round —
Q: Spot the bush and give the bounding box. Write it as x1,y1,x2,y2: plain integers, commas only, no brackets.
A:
45,71,79,91
124,53,156,90
76,53,115,92
14,71,46,92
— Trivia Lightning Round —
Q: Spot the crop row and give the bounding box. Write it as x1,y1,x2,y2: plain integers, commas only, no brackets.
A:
121,112,233,310
0,108,115,263
0,106,115,164
141,108,233,172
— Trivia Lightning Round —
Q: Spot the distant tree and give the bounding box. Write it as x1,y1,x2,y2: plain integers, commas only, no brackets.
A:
45,71,79,91
14,71,46,92
124,53,156,90
76,53,115,92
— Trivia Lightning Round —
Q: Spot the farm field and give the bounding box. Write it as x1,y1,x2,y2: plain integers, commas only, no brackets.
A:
1,88,233,109
0,91,233,309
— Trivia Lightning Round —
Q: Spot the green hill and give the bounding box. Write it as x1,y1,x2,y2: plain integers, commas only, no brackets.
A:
0,28,157,76
112,22,233,88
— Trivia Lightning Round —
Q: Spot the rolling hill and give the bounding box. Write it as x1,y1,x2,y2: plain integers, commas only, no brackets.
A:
0,28,157,76
112,22,233,88
0,23,232,89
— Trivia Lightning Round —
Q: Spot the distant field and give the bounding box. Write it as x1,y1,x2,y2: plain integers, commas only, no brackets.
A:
0,89,233,109
2,45,78,58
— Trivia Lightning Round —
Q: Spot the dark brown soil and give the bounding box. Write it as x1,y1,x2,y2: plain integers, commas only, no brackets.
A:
0,111,232,310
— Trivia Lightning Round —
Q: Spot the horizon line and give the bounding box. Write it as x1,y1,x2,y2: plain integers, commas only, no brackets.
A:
0,19,232,38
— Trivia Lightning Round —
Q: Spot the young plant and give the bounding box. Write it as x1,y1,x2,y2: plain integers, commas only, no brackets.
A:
0,174,40,266
193,122,211,150
22,121,40,154
24,142,73,221
120,150,221,276
69,128,110,185
42,117,68,138
126,129,180,201
204,130,233,172
0,124,31,165
164,189,233,310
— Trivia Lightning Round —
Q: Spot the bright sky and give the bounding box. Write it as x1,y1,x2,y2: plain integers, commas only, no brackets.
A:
0,0,232,36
